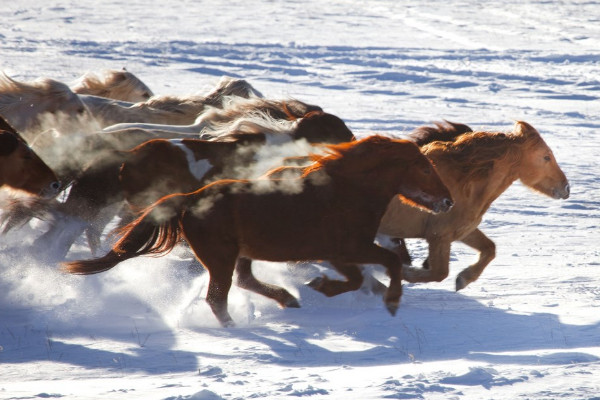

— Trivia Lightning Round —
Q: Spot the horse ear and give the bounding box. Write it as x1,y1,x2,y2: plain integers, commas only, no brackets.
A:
0,131,19,156
0,115,18,134
513,121,538,136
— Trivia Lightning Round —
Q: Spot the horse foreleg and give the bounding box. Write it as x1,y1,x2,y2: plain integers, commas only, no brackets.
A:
455,229,496,291
308,262,364,297
235,257,300,308
402,239,451,283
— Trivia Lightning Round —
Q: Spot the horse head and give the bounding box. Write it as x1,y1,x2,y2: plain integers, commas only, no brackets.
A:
316,136,453,213
294,111,355,144
0,122,60,197
514,121,570,199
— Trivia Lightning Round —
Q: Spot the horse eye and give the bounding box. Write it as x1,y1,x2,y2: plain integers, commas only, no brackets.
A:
143,92,151,99
423,166,431,175
544,155,551,162
77,108,86,115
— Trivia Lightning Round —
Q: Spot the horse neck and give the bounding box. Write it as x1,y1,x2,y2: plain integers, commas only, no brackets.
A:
438,152,521,216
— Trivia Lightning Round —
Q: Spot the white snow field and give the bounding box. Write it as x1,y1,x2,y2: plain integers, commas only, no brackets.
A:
1,1,599,399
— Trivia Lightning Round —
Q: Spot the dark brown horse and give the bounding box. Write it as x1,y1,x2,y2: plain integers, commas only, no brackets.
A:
22,109,354,260
0,116,60,198
63,135,454,327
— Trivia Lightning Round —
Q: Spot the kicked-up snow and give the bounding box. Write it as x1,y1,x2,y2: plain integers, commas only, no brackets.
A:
1,1,599,399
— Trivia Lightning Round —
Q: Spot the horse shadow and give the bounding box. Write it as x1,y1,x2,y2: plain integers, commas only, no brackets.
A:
189,285,600,369
0,250,199,375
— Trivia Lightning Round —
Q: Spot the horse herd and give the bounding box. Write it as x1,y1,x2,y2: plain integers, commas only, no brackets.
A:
0,69,570,326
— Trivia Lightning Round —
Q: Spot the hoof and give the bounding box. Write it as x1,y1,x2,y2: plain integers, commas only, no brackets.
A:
455,275,468,291
283,298,301,308
220,319,236,328
385,301,399,317
307,276,326,290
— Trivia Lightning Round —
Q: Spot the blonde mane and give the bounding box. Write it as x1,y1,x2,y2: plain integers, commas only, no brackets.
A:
422,126,541,182
71,69,154,102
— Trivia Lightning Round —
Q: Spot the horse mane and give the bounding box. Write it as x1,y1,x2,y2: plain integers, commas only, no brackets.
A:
422,126,538,181
0,73,74,110
302,135,418,178
202,76,263,106
71,69,154,101
205,110,300,141
408,120,473,146
202,97,321,125
142,94,208,115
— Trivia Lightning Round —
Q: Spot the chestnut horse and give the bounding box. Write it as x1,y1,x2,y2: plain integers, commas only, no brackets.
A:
71,69,154,102
0,116,60,197
63,135,453,326
25,109,354,260
378,121,569,290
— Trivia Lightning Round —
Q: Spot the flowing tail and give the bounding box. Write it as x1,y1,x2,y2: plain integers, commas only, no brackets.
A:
61,192,189,275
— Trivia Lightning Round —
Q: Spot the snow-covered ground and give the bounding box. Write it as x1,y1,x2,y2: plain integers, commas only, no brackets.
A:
1,1,599,398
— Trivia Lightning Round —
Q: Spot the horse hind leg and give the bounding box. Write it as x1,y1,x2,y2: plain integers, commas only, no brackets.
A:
307,262,364,297
182,220,238,327
455,229,496,291
235,257,300,308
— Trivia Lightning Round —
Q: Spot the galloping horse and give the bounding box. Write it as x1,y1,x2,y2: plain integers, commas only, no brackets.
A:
378,121,570,290
26,109,354,260
81,76,262,129
71,69,154,102
100,96,317,135
0,116,60,198
0,73,91,138
63,135,453,327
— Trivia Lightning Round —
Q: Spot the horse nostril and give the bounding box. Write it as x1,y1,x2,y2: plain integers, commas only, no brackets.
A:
564,183,570,195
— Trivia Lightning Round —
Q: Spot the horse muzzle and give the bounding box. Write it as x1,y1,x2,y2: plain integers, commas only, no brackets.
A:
432,197,454,214
552,182,570,199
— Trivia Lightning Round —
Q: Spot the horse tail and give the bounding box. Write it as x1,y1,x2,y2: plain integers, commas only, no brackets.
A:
62,192,189,275
409,120,473,146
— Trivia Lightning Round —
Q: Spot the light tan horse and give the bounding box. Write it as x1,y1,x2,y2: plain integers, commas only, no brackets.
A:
378,121,570,290
83,76,262,129
0,73,92,139
70,69,154,102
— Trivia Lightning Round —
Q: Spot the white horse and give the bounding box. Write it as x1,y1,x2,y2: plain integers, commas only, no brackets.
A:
0,72,93,139
99,76,264,132
70,69,154,102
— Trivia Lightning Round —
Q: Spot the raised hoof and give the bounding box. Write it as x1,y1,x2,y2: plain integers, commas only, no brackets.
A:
283,298,301,308
385,301,399,317
455,275,469,291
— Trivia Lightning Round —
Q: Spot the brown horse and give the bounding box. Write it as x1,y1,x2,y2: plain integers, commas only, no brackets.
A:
23,109,354,260
0,116,60,197
63,135,454,327
378,121,570,290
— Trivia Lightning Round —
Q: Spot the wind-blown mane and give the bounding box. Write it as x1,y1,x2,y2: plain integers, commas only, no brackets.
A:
421,127,538,182
199,97,322,131
408,120,473,146
303,135,419,178
0,73,87,134
71,69,154,102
